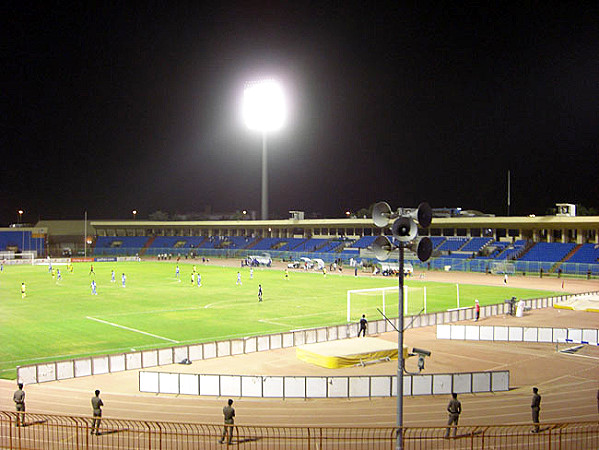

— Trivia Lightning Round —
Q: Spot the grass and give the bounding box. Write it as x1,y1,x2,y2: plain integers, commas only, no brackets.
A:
0,260,563,379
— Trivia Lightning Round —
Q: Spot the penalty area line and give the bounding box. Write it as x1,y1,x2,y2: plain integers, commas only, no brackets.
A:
86,316,179,343
258,318,294,327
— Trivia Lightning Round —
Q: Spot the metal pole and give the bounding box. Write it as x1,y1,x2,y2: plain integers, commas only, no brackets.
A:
261,131,268,220
396,244,404,450
507,170,511,216
84,211,87,258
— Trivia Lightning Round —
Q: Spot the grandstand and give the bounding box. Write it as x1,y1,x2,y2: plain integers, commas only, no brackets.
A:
2,215,597,276
82,234,599,276
0,229,46,256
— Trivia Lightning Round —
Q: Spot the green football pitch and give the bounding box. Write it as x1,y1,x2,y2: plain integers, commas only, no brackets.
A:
0,261,563,380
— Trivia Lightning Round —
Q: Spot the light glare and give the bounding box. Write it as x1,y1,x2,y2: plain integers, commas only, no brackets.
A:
243,79,286,132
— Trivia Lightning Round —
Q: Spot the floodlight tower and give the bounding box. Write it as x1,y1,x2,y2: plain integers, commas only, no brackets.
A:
372,202,433,450
243,79,286,220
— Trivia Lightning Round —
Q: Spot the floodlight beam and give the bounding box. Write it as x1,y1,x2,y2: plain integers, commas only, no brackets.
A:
243,79,287,220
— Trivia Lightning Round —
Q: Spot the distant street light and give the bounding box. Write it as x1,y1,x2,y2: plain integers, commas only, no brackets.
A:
18,210,24,223
132,210,137,220
243,79,286,220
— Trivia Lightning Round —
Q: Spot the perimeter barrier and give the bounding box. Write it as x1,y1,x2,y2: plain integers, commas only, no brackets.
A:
138,370,509,398
1,411,598,449
437,324,599,345
17,293,583,385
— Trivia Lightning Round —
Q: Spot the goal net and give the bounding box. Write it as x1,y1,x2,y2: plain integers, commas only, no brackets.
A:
490,261,515,275
0,251,37,265
346,286,426,323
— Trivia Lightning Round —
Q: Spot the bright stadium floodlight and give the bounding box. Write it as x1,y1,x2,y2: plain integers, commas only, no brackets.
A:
243,79,286,220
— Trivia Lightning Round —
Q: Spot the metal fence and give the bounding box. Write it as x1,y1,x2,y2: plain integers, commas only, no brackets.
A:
2,411,598,449
90,245,599,277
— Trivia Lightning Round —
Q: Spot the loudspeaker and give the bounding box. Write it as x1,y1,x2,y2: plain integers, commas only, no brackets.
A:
372,235,394,261
416,237,433,262
392,217,418,242
416,202,432,228
372,202,394,228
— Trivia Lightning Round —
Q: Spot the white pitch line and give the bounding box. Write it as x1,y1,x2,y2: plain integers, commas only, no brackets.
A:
258,318,294,327
86,316,179,343
558,352,599,361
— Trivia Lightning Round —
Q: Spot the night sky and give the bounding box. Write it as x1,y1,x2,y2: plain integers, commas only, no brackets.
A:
3,3,598,224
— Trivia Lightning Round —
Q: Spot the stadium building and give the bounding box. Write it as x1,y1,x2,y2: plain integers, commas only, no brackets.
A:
2,212,598,276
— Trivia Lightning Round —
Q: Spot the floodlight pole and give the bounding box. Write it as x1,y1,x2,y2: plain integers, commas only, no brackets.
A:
261,131,268,220
396,243,405,450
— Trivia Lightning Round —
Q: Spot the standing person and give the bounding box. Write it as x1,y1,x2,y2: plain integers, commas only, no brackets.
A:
445,393,462,438
358,314,368,337
21,282,26,299
56,268,62,282
250,267,253,279
474,299,480,321
258,284,263,302
13,383,25,427
236,272,242,285
190,272,195,285
531,387,541,433
111,270,116,283
91,390,103,435
219,399,235,445
504,273,508,285
91,280,97,295
89,264,95,276
284,268,289,280
121,273,126,288
197,273,202,287
175,265,180,281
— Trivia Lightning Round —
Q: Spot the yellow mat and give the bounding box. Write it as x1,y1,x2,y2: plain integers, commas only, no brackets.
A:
296,337,408,369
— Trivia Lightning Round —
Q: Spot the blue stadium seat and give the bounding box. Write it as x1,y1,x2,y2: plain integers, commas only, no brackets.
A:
519,242,576,262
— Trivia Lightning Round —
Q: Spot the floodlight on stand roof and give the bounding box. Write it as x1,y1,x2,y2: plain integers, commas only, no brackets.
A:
243,79,286,132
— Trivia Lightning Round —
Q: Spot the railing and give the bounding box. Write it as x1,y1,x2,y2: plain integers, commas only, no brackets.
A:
1,411,598,449
18,293,579,385
413,257,599,276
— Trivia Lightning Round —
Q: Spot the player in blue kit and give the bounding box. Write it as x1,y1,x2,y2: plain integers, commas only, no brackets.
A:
91,280,97,295
121,273,126,288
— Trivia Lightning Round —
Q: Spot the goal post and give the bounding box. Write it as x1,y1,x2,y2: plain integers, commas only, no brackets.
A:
0,251,37,265
491,261,515,275
347,286,427,322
